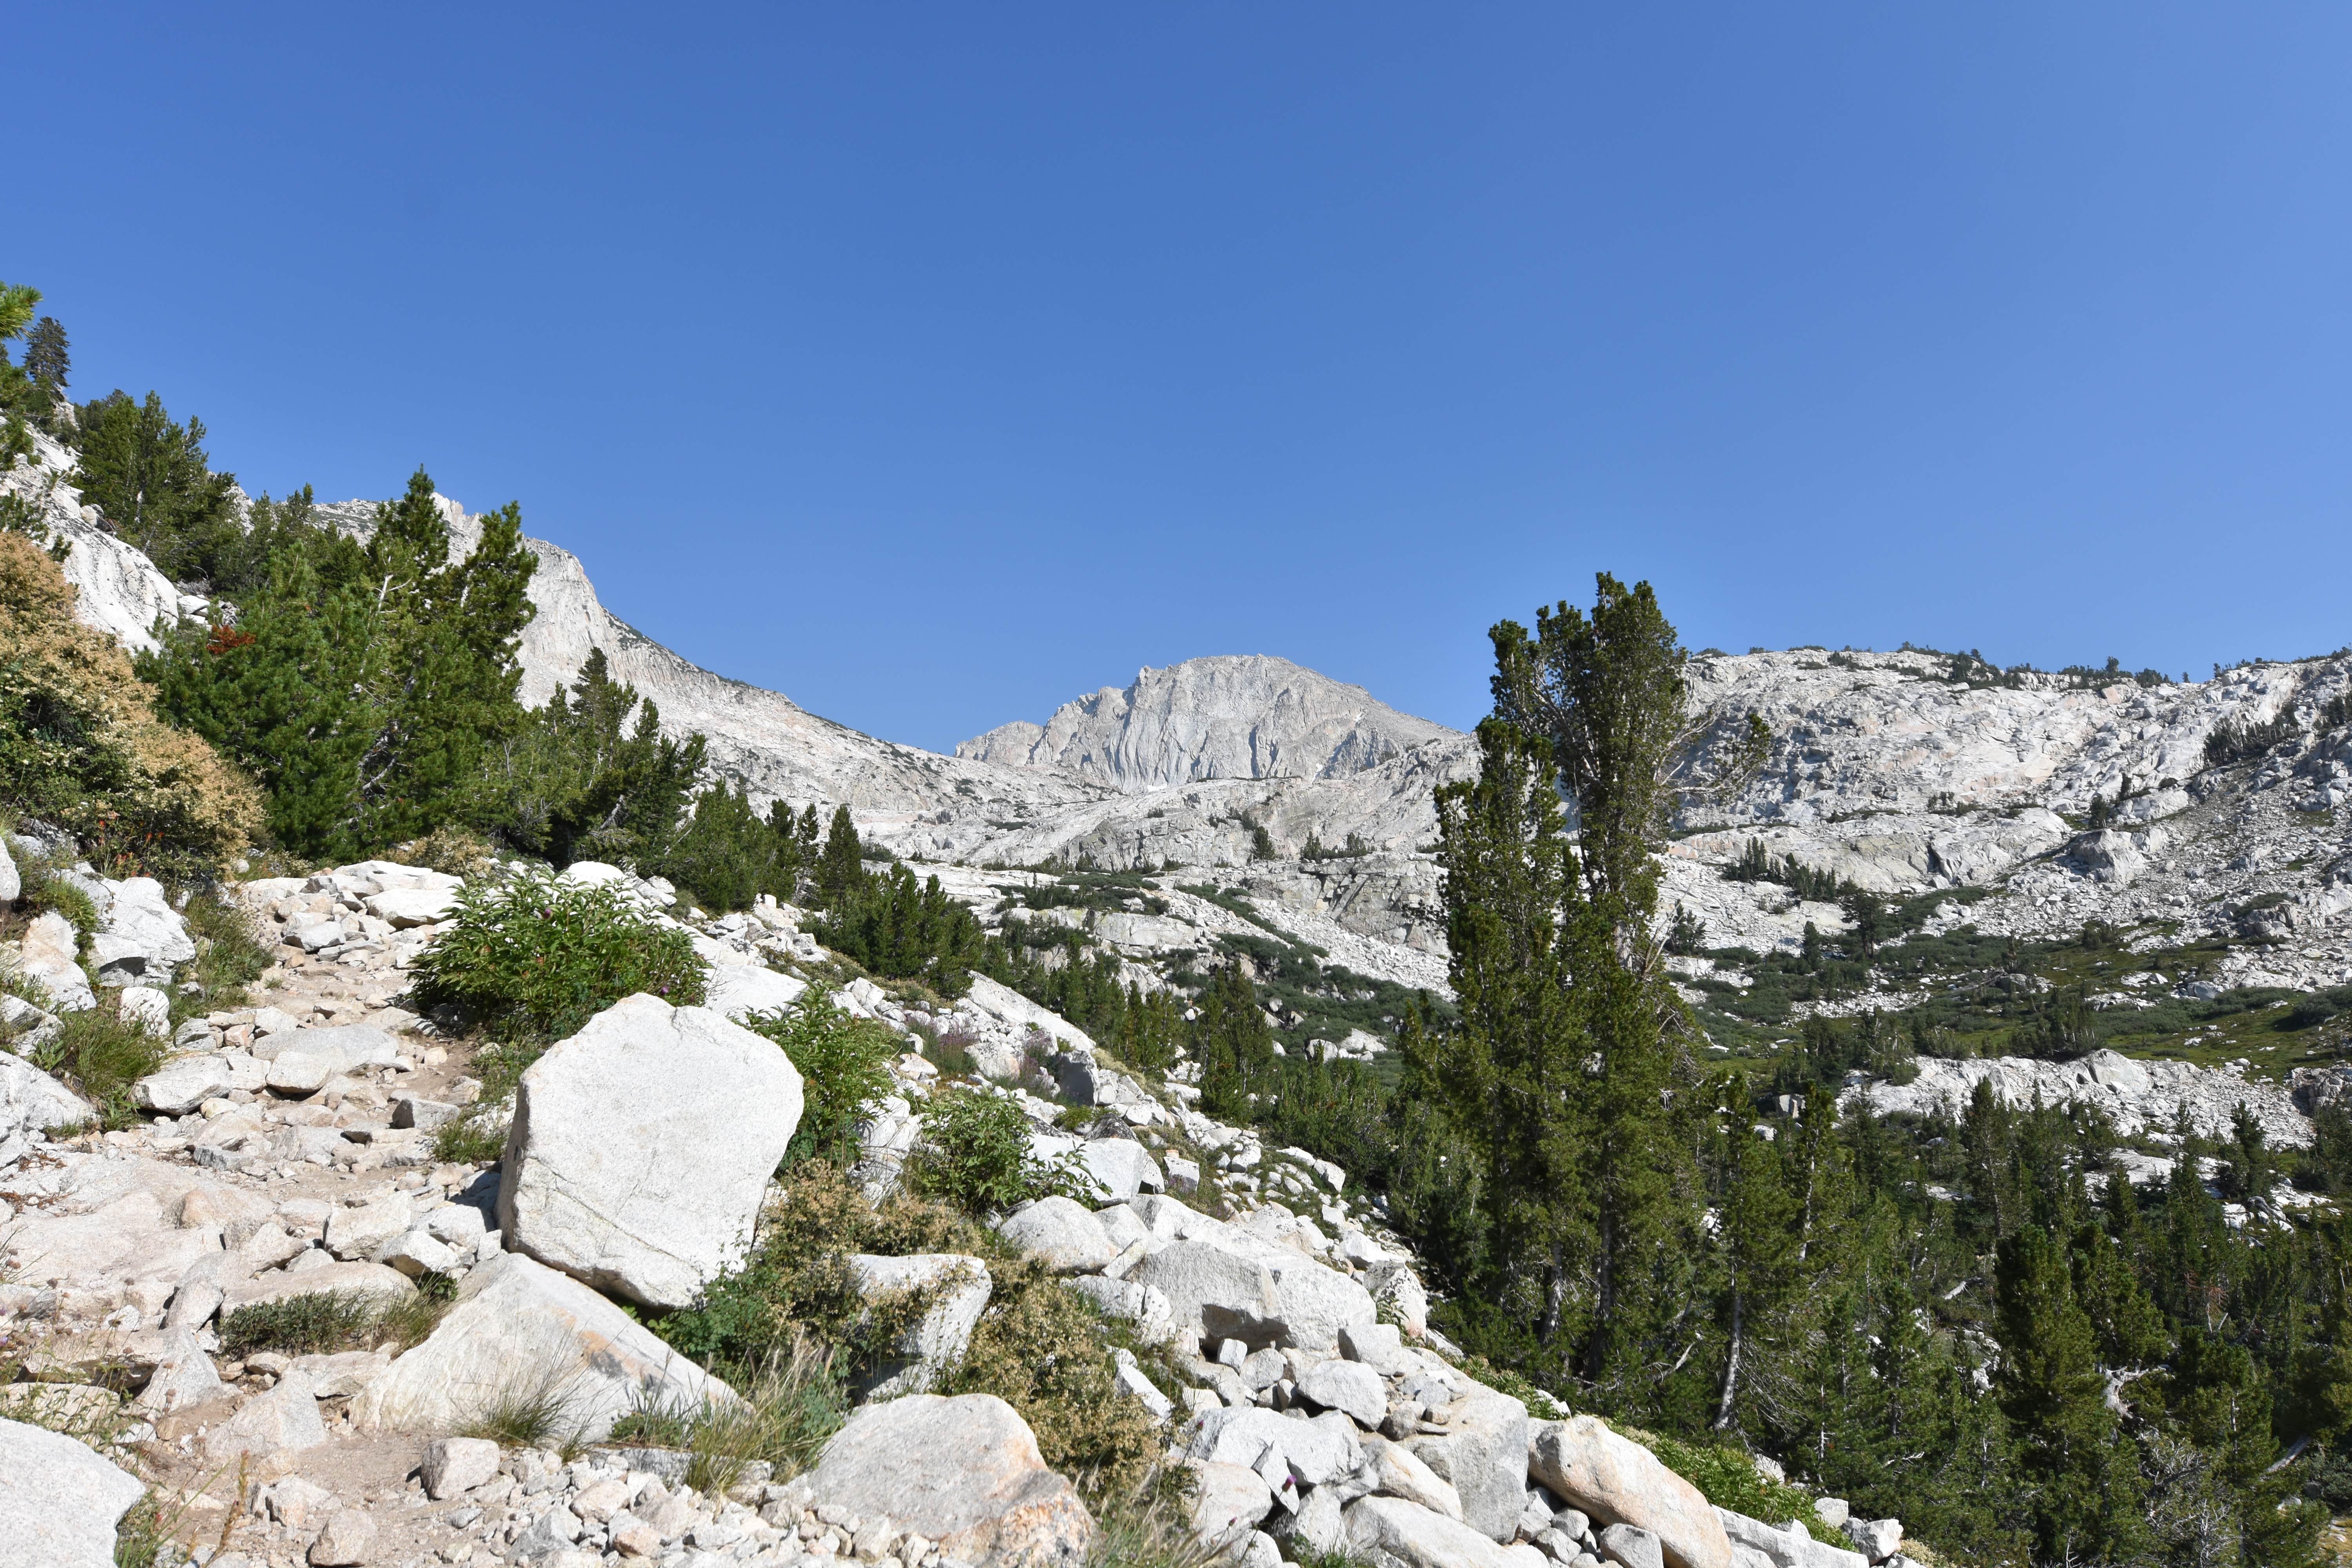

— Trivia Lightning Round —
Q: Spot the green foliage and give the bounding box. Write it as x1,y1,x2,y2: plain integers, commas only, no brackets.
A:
944,1252,1164,1503
612,1340,848,1492
468,647,703,869
909,1084,1100,1214
24,1001,168,1129
1639,1429,1820,1526
1193,962,1278,1120
2204,710,2301,769
71,390,242,586
221,1277,456,1357
815,863,985,994
742,985,903,1167
814,804,866,908
143,467,538,860
408,867,704,1042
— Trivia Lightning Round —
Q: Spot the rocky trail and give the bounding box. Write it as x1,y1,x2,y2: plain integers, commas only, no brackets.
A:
0,838,1920,1568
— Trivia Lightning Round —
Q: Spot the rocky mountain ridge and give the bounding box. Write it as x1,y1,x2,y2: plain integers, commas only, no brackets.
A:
957,655,1461,794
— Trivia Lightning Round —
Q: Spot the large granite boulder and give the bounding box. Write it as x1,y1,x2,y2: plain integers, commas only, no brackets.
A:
804,1393,1094,1568
1530,1417,1732,1568
353,1251,733,1443
0,1417,146,1567
20,909,93,1012
703,964,809,1021
0,1051,93,1148
498,993,803,1308
1344,1494,1515,1568
1405,1388,1528,1543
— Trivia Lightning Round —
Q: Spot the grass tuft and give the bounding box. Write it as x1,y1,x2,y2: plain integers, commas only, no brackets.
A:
220,1278,455,1359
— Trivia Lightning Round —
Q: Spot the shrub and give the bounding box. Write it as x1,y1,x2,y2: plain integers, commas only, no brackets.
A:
0,532,260,879
410,867,703,1042
908,1085,1100,1215
1638,1430,1824,1528
741,985,903,1167
944,1253,1163,1503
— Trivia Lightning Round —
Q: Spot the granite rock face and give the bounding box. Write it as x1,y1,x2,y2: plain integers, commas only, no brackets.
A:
958,655,1461,792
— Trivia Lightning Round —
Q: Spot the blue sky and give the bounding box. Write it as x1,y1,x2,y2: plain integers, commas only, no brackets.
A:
13,6,2352,748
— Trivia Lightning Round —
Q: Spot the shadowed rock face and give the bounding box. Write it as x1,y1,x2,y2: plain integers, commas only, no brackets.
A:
958,654,1462,792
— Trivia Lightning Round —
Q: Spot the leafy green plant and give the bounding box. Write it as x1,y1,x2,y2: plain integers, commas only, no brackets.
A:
742,985,902,1167
410,867,703,1041
1639,1429,1822,1528
909,1085,1101,1214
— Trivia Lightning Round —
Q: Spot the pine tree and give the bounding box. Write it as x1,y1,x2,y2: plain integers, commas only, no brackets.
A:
1994,1223,2147,1564
71,390,242,583
815,804,867,908
21,317,66,394
1196,963,1276,1118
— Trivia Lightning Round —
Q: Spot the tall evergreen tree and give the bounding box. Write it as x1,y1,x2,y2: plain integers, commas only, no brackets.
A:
1994,1223,2147,1564
814,804,867,907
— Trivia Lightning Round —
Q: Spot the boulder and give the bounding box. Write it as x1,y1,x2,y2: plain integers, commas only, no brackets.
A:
1279,1486,1350,1556
221,1261,419,1316
1361,1435,1464,1521
352,1251,733,1443
101,877,197,971
1345,1494,1515,1568
703,964,809,1021
1188,1459,1276,1550
1406,1389,1529,1543
309,1508,379,1566
805,1393,1094,1568
0,993,61,1052
848,1253,993,1397
1297,1356,1387,1427
0,1416,147,1567
325,1193,417,1260
1716,1511,1866,1568
422,1436,503,1499
132,1334,227,1416
118,984,171,1036
1065,1275,1176,1343
1076,1138,1163,1201
20,909,94,1011
267,1053,334,1096
1530,1417,1732,1568
0,835,16,903
1266,1253,1379,1351
208,1368,329,1461
136,1056,232,1115
365,885,460,927
1844,1519,1902,1563
293,1350,390,1398
499,993,803,1308
1189,1405,1363,1487
996,1197,1118,1273
391,1093,460,1131
1127,1240,1282,1348
0,1050,94,1143
249,1023,399,1070
1600,1523,1666,1568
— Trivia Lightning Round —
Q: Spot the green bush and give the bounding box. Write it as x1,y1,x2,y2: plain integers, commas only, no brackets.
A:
410,867,704,1041
741,984,903,1167
908,1084,1100,1215
1640,1429,1823,1528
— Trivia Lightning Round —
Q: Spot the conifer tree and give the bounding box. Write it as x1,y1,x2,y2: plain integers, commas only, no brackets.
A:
815,804,867,908
1994,1223,2147,1564
21,316,66,393
71,390,241,583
